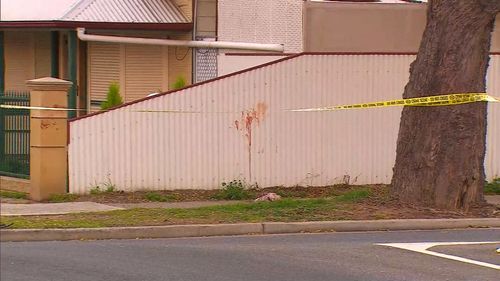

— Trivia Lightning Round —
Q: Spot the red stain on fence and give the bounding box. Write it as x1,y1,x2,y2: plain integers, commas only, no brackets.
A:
234,102,268,180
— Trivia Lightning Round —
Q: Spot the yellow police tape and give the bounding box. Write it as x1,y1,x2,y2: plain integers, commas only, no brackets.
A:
0,105,86,111
0,104,190,113
1,93,499,113
287,93,499,112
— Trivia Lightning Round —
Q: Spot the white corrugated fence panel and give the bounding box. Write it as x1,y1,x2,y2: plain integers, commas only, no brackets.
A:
69,54,500,194
486,55,500,180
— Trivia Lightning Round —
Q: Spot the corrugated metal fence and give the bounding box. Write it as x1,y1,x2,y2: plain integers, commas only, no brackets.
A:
68,54,500,194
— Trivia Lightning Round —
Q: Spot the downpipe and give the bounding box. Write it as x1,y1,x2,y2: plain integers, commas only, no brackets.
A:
76,28,284,52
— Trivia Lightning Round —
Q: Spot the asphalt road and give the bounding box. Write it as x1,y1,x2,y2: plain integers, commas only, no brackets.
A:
1,229,499,281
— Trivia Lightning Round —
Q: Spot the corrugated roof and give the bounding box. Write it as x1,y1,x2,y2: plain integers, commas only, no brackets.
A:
0,0,79,21
61,0,189,23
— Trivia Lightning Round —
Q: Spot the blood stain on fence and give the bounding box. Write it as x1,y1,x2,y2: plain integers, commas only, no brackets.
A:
234,102,268,181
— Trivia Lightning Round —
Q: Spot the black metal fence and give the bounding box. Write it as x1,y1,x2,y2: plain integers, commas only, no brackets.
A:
0,90,30,179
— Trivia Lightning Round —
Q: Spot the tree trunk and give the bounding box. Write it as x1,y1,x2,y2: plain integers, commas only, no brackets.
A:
391,0,500,210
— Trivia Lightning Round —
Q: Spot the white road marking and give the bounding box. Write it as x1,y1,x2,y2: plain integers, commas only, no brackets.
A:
377,241,500,270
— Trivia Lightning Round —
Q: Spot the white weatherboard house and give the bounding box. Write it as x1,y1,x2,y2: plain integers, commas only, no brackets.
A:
0,0,195,115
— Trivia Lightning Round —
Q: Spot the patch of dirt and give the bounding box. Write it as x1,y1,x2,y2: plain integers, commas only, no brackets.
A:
72,184,371,204
74,189,222,204
344,189,499,220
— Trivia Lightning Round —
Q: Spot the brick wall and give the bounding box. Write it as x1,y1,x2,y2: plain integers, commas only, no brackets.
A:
218,0,303,53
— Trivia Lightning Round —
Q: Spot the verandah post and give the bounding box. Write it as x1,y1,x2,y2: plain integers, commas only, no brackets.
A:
51,31,59,78
0,31,5,162
0,31,5,94
67,30,77,119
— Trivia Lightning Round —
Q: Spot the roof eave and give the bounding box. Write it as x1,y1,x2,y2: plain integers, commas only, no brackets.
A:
0,21,193,31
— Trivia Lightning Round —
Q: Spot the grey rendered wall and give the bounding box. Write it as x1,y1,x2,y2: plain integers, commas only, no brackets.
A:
304,2,500,53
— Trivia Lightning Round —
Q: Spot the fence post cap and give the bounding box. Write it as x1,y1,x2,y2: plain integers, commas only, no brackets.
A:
27,77,73,91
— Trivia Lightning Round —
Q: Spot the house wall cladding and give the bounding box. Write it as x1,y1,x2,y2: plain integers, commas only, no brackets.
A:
217,0,303,53
68,54,500,194
196,0,217,38
4,31,51,91
88,42,170,108
193,0,218,82
167,33,193,87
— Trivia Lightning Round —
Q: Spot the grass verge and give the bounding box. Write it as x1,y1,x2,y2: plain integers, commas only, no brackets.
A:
144,192,179,202
48,194,80,203
0,190,28,200
335,188,371,203
0,190,372,229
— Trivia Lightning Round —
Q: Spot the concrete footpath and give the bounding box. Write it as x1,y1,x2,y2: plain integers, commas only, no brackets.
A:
0,200,244,216
0,202,124,216
1,218,500,242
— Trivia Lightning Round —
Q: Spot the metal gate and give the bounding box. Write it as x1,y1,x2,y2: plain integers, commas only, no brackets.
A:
0,90,30,179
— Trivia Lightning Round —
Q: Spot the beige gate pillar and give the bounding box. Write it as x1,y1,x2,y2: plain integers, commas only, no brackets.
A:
27,77,72,201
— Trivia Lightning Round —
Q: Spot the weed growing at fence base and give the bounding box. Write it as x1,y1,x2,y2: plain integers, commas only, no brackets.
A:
89,182,117,195
212,180,253,200
485,178,500,195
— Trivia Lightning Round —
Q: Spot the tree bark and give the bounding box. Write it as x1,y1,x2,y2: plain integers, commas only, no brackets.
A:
391,0,500,210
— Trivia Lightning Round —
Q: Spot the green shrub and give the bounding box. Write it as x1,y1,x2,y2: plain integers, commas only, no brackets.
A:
171,76,187,90
485,178,500,195
89,178,117,195
212,180,252,200
100,82,123,110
